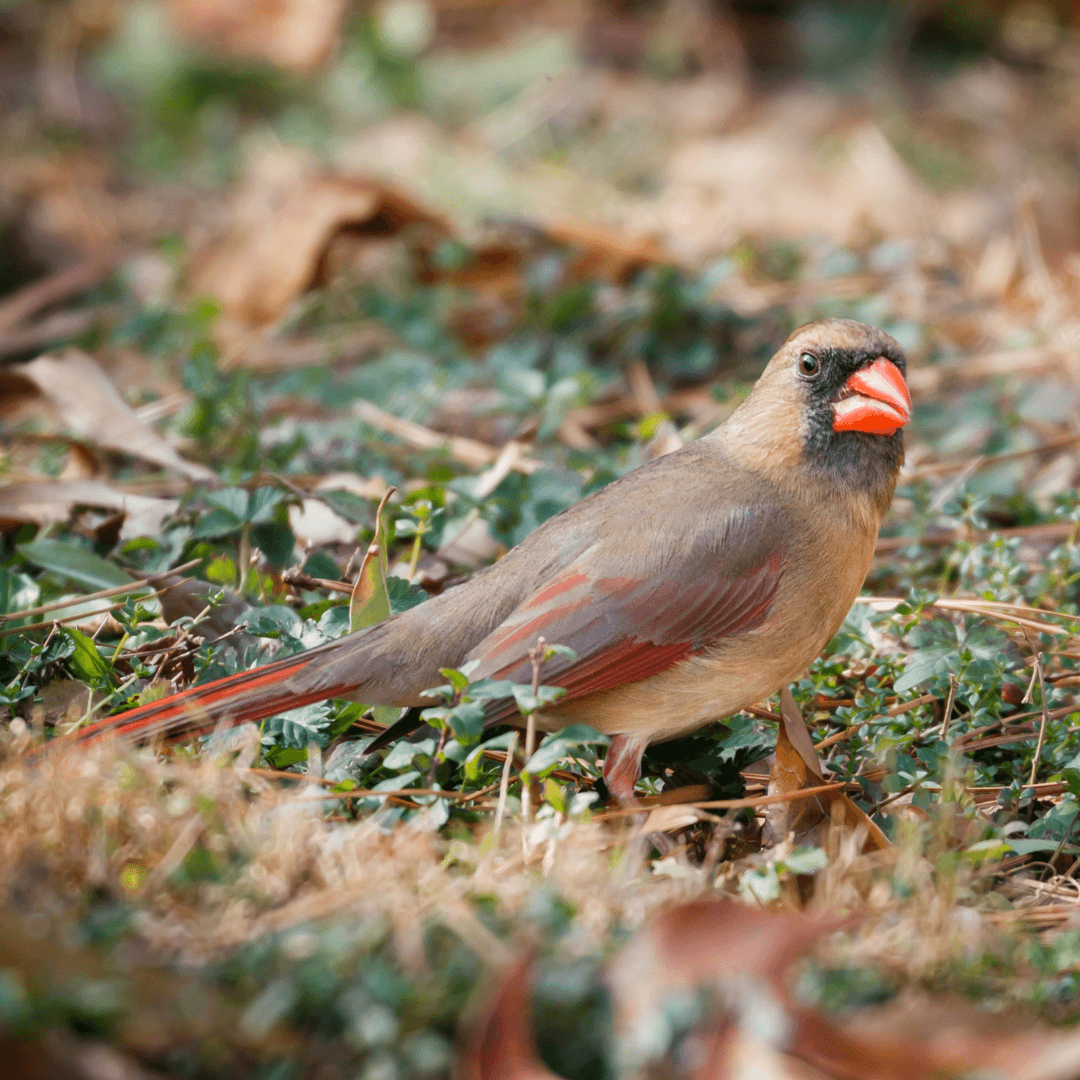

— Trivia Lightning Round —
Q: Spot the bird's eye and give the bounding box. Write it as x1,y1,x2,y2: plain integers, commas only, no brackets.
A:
798,352,821,378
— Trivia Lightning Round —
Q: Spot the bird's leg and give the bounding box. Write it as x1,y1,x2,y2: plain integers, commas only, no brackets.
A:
602,734,648,807
603,734,674,856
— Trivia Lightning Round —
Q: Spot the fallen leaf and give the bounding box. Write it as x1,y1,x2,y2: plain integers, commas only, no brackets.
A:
189,165,444,332
688,1023,834,1080
0,479,178,540
157,577,249,639
288,499,358,548
788,1007,941,1080
34,680,92,728
639,803,719,834
168,0,347,74
805,990,1080,1080
459,957,563,1080
608,899,840,1074
763,688,890,853
7,350,214,483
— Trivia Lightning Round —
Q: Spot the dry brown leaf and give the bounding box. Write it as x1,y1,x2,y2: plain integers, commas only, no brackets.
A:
638,803,719,835
189,171,444,331
33,680,92,729
687,1019,833,1080
536,219,662,282
816,991,1080,1080
459,957,562,1080
288,500,358,547
6,350,214,483
608,899,841,1074
763,688,890,852
156,578,248,639
788,1007,941,1080
0,479,178,540
168,0,347,74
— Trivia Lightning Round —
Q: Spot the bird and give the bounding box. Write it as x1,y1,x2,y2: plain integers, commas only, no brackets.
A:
56,319,910,808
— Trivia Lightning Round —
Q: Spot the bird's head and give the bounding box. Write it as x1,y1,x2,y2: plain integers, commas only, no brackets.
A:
729,319,911,504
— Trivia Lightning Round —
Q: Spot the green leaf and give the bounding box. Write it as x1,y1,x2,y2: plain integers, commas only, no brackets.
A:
543,778,567,815
18,540,136,591
423,699,485,745
783,846,829,875
315,488,371,525
262,702,335,749
317,606,351,640
464,679,520,701
544,643,577,661
447,699,485,744
894,643,955,692
0,568,39,620
250,522,295,567
192,507,244,539
64,627,112,683
511,683,565,715
247,486,285,524
203,487,248,519
524,725,609,775
387,576,428,615
1005,838,1080,856
463,731,517,781
439,667,470,693
1062,767,1080,801
240,606,304,640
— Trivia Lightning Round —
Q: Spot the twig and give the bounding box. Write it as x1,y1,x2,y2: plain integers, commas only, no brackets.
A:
1040,811,1080,881
428,725,449,787
903,433,1080,481
598,781,846,817
493,731,519,844
281,568,352,595
520,637,546,831
875,521,1076,554
302,787,486,802
353,399,544,475
875,785,915,813
0,558,201,623
857,595,1077,637
812,693,938,751
0,307,109,360
939,674,958,741
0,255,115,335
0,596,161,637
1029,651,1051,788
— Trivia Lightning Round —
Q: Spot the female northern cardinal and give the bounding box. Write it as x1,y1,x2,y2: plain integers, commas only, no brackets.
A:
58,319,910,805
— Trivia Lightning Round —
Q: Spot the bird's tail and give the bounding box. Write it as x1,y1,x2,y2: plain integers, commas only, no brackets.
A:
56,643,362,748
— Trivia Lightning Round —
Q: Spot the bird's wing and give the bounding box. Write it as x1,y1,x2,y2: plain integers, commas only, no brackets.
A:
467,503,786,722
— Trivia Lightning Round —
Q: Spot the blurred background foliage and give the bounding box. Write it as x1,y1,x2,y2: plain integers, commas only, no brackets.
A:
5,1,1080,1078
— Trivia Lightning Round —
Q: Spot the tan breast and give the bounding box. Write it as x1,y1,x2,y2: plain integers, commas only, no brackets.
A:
542,488,880,743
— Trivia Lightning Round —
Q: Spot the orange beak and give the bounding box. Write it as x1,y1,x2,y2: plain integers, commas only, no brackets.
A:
832,356,912,436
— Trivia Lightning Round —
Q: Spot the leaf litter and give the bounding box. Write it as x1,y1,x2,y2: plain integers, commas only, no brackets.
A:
5,4,1080,1077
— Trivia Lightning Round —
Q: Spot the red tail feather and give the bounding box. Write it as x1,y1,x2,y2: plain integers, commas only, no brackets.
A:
60,651,360,747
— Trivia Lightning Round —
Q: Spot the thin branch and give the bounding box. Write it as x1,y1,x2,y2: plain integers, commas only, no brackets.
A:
598,781,847,817
1029,652,1051,788
0,559,202,622
0,255,115,335
493,731,519,844
353,399,544,474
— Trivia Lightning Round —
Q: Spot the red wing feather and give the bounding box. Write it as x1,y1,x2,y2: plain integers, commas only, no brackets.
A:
473,546,784,724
